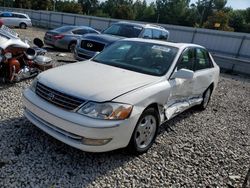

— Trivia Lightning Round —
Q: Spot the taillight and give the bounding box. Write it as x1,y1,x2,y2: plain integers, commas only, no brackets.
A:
53,35,64,40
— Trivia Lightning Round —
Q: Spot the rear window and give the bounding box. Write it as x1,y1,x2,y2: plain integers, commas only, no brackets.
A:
103,24,143,38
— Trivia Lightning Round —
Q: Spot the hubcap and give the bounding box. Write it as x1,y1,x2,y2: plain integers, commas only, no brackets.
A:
135,115,157,149
203,89,211,108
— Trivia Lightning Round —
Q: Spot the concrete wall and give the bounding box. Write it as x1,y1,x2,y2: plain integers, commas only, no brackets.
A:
1,7,250,75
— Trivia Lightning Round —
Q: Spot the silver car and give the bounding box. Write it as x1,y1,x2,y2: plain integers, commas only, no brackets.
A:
44,26,100,52
0,12,32,29
23,39,220,154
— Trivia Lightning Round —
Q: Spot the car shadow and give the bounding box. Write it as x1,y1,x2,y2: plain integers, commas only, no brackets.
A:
0,116,134,187
0,107,201,187
158,107,198,135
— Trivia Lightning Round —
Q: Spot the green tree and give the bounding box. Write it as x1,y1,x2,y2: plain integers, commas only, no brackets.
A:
204,10,233,31
213,0,227,10
245,7,250,23
57,1,82,14
229,10,245,32
156,0,190,24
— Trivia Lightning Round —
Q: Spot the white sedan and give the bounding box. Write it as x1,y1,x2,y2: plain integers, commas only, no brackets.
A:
23,38,220,154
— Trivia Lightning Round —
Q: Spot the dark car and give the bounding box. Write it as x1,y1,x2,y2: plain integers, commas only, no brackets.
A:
44,25,100,52
74,21,169,60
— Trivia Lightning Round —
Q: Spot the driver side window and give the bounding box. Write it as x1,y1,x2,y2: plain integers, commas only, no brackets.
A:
177,48,195,71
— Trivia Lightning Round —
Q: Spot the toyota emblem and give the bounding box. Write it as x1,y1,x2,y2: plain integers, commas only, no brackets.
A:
87,43,93,48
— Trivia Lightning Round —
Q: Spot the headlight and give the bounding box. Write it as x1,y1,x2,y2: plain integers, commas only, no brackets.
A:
78,102,133,120
30,77,38,92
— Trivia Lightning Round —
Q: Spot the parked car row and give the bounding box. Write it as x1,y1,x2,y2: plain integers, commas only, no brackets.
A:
0,16,220,154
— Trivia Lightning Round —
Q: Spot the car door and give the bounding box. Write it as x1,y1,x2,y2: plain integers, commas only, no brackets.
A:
192,48,215,97
165,48,195,119
141,28,153,39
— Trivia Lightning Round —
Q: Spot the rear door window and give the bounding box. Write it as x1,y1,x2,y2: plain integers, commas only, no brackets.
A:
194,48,213,71
160,31,168,40
72,29,88,35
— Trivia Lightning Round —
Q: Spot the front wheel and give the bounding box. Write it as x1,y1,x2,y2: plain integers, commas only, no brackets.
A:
128,108,158,154
19,23,27,29
69,42,76,53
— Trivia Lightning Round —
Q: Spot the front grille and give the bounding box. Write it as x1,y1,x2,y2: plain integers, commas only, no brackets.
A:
81,40,105,52
36,82,85,111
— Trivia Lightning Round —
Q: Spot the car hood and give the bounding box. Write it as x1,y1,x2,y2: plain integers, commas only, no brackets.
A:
0,27,30,49
82,33,124,45
38,61,161,102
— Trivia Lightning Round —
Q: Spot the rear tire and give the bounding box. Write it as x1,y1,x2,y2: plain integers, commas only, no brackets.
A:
197,87,212,110
127,108,159,155
19,23,27,29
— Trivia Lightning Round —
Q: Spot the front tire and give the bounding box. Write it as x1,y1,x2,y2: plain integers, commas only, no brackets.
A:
69,42,76,53
19,23,27,29
128,108,159,154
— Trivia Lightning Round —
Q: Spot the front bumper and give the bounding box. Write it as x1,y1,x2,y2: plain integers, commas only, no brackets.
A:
23,88,140,152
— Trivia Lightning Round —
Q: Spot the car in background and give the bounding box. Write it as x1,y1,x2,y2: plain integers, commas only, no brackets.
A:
44,26,100,52
23,38,219,154
0,12,32,29
74,21,169,60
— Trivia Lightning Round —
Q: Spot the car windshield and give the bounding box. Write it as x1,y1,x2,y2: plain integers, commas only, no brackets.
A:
103,24,143,38
93,41,178,76
54,26,75,33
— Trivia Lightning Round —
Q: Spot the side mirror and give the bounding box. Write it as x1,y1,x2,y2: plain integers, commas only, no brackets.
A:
172,69,194,79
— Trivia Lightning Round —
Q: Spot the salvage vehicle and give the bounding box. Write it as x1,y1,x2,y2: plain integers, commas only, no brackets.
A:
0,26,52,83
74,21,169,60
23,39,220,154
44,25,100,52
0,12,32,29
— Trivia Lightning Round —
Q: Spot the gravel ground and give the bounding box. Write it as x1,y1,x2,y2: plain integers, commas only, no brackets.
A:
0,27,249,188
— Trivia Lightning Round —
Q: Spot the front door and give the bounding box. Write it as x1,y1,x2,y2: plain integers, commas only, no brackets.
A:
165,48,195,119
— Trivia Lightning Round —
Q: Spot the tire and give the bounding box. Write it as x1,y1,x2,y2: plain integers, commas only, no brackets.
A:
197,87,212,110
19,23,27,29
127,108,159,154
69,42,76,53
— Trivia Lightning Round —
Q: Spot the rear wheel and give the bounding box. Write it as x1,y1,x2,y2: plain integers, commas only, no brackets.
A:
197,87,212,110
128,108,158,154
19,23,27,29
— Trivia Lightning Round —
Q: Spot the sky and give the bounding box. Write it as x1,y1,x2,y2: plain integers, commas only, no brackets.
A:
190,0,250,9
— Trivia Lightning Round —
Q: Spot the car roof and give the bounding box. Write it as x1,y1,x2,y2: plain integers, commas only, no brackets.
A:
116,21,167,31
121,38,205,50
60,25,96,30
2,12,27,16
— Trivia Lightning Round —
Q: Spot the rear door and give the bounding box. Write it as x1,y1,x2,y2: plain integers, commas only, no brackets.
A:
192,48,215,97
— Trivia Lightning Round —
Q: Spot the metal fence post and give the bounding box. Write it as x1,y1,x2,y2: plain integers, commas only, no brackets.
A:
48,13,51,29
74,15,76,25
89,17,92,27
61,13,64,26
39,11,42,27
191,29,197,43
236,36,246,58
